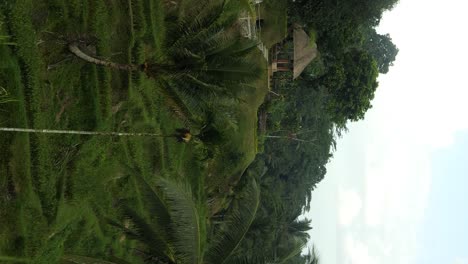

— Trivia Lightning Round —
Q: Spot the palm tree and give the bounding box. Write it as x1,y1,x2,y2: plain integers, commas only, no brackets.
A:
0,127,193,143
269,219,311,264
102,172,260,264
303,247,320,264
29,173,313,264
286,218,312,242
69,1,263,101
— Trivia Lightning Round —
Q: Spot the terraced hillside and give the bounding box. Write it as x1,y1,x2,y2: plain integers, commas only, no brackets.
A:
0,1,268,262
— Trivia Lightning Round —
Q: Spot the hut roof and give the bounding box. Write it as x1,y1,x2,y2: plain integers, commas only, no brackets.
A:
293,26,318,79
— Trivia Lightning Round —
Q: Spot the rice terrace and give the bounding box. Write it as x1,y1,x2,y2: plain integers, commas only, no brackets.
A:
0,0,399,263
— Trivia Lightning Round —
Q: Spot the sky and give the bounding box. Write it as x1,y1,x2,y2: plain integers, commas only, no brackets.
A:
304,0,468,263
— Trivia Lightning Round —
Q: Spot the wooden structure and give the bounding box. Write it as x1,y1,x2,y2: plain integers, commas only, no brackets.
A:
271,24,318,80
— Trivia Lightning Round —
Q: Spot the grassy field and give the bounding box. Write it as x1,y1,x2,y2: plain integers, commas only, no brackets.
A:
204,49,268,214
259,0,288,48
0,0,267,262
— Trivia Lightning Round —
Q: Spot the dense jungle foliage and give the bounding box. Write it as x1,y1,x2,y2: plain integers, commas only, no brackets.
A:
232,0,399,262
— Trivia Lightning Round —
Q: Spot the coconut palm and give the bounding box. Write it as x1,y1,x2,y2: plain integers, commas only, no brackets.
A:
0,127,194,144
303,247,320,264
265,222,310,264
102,172,260,264
69,0,262,108
224,235,309,264
286,218,312,242
20,172,310,264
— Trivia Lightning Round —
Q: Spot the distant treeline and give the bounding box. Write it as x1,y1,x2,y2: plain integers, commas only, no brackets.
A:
230,0,400,262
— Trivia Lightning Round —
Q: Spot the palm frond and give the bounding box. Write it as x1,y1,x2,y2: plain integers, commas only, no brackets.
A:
158,79,197,127
276,237,308,264
171,79,210,112
108,172,175,262
166,0,226,49
113,175,206,264
288,218,312,234
156,178,205,264
304,247,320,264
205,178,261,264
206,37,259,58
170,23,224,56
178,74,240,102
170,47,204,63
121,205,173,262
132,173,172,238
170,76,244,117
205,56,263,83
224,255,270,264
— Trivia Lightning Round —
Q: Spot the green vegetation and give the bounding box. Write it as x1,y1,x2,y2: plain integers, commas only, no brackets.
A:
258,0,288,48
0,87,16,105
68,1,263,124
322,49,379,124
0,35,15,46
0,0,399,263
0,0,270,262
287,0,399,126
220,0,400,261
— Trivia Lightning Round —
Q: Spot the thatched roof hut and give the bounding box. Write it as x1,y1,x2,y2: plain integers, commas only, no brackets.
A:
293,26,318,79
271,25,318,80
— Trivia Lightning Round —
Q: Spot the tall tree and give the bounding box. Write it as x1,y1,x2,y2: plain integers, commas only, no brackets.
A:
107,173,261,264
323,49,379,125
289,0,398,26
364,29,399,74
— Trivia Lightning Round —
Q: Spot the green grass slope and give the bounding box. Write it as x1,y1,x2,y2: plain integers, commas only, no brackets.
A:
0,0,268,262
259,0,288,48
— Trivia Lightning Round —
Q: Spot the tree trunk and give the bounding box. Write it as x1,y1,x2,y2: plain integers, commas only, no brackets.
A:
0,127,170,137
68,42,137,71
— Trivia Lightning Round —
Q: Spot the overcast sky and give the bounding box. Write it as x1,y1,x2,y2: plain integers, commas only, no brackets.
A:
304,0,468,263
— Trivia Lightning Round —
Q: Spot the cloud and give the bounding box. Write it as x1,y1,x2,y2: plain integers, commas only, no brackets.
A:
376,0,468,150
344,234,376,264
362,140,432,228
341,229,419,264
454,258,468,264
338,189,362,227
306,1,468,264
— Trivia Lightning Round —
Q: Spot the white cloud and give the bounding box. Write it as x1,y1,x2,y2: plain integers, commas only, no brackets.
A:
307,1,468,264
338,189,362,227
376,0,468,150
362,142,432,228
344,235,376,264
454,258,468,264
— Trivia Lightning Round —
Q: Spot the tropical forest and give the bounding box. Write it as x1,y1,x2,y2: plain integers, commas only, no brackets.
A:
0,0,399,263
